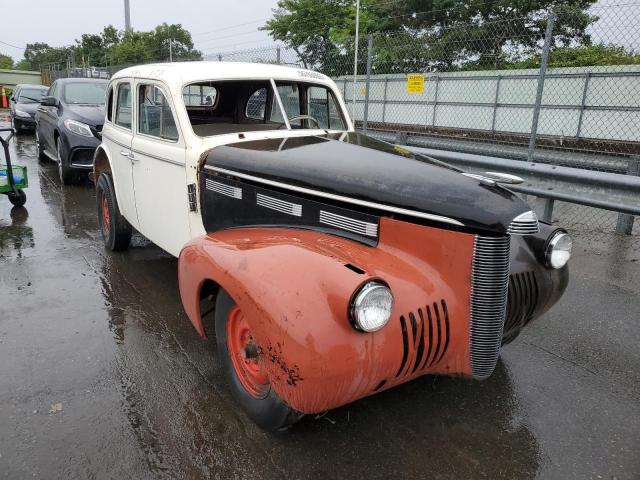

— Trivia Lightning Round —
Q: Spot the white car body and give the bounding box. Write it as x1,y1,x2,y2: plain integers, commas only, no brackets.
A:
98,62,354,257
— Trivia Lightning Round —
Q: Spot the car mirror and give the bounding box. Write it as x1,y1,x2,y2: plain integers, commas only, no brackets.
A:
10,96,15,102
40,96,57,107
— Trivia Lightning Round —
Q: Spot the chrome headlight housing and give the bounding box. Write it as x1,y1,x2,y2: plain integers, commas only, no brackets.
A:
546,232,572,269
64,119,94,137
15,109,31,118
350,281,394,332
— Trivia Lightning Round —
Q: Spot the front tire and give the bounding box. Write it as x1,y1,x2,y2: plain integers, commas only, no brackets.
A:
215,290,301,432
96,172,132,251
56,139,76,185
35,128,47,162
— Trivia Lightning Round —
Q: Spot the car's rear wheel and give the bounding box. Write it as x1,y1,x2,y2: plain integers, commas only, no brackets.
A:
214,289,301,432
96,172,132,251
56,139,76,185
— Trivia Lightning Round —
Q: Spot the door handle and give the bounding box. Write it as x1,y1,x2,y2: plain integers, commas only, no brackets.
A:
120,149,131,157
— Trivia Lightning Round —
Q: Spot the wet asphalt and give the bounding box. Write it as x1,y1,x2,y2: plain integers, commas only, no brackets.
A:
0,113,639,480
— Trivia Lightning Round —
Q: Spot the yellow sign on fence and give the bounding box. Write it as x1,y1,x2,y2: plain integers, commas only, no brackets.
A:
407,73,425,94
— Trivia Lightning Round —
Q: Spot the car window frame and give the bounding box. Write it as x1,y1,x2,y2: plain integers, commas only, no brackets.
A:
113,81,133,132
135,80,181,144
105,86,114,124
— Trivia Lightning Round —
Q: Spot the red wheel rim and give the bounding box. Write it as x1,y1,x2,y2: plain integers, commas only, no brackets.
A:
226,306,269,399
101,194,110,236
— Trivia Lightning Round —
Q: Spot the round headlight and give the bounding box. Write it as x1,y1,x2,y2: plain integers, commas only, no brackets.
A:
547,232,572,269
350,282,394,332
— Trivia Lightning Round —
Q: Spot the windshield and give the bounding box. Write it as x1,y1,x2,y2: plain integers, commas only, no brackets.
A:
63,82,107,105
181,79,347,137
18,88,48,103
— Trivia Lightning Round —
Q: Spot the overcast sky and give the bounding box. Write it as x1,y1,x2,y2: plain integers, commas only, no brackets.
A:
0,0,281,61
0,0,636,63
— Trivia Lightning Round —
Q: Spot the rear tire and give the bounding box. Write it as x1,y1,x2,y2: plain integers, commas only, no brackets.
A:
96,172,132,251
215,290,301,432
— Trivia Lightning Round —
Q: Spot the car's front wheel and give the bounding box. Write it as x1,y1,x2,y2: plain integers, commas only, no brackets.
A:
35,128,47,162
56,139,76,185
215,289,301,432
96,172,132,251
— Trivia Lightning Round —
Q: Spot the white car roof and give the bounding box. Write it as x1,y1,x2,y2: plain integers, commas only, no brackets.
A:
111,61,334,87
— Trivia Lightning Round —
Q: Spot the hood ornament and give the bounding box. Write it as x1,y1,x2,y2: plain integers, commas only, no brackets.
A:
462,172,524,185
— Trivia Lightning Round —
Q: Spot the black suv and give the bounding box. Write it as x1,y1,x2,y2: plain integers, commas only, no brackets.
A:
35,78,107,184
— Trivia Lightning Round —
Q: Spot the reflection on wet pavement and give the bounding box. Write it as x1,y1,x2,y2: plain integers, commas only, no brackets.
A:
0,114,638,479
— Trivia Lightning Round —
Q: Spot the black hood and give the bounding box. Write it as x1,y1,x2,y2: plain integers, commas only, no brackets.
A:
204,132,531,234
62,104,105,127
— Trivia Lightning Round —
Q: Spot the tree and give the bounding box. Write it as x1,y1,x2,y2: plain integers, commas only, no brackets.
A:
263,0,600,74
0,53,13,69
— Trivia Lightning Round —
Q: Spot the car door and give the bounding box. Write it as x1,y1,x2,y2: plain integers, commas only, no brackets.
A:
131,80,190,257
37,81,58,153
101,80,139,229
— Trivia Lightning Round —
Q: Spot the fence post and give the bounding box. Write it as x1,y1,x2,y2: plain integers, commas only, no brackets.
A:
276,47,281,65
363,34,374,133
615,156,640,235
528,10,555,162
575,72,591,139
491,75,502,132
381,77,388,124
431,75,440,127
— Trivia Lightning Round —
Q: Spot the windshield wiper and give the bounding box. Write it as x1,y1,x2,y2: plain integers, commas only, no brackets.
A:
20,96,41,102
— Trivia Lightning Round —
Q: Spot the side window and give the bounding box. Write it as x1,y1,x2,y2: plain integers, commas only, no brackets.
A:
115,83,132,129
246,88,267,120
306,86,346,130
138,84,179,141
106,87,114,123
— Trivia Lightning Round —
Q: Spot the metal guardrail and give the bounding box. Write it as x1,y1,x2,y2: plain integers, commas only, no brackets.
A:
403,145,640,234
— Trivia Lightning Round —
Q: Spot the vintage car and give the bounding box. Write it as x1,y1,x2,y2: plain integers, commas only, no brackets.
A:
93,62,570,431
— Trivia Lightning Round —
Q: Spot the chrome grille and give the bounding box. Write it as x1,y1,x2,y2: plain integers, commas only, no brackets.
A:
470,235,510,380
507,211,540,235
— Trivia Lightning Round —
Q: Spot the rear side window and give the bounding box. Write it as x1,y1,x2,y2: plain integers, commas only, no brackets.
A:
106,87,114,122
115,83,132,129
246,88,267,120
138,84,179,141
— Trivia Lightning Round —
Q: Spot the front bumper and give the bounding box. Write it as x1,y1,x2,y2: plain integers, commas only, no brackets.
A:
13,115,36,129
59,130,101,169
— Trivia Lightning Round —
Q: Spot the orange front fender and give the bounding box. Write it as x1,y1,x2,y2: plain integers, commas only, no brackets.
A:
178,218,475,414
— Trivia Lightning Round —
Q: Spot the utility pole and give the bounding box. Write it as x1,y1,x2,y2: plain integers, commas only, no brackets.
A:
124,0,131,32
352,0,361,119
169,38,173,62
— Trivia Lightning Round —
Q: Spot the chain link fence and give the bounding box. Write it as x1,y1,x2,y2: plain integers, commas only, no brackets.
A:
41,3,639,240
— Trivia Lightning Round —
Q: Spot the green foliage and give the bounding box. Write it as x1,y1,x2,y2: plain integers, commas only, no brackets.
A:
0,53,13,69
264,0,603,74
17,23,202,71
